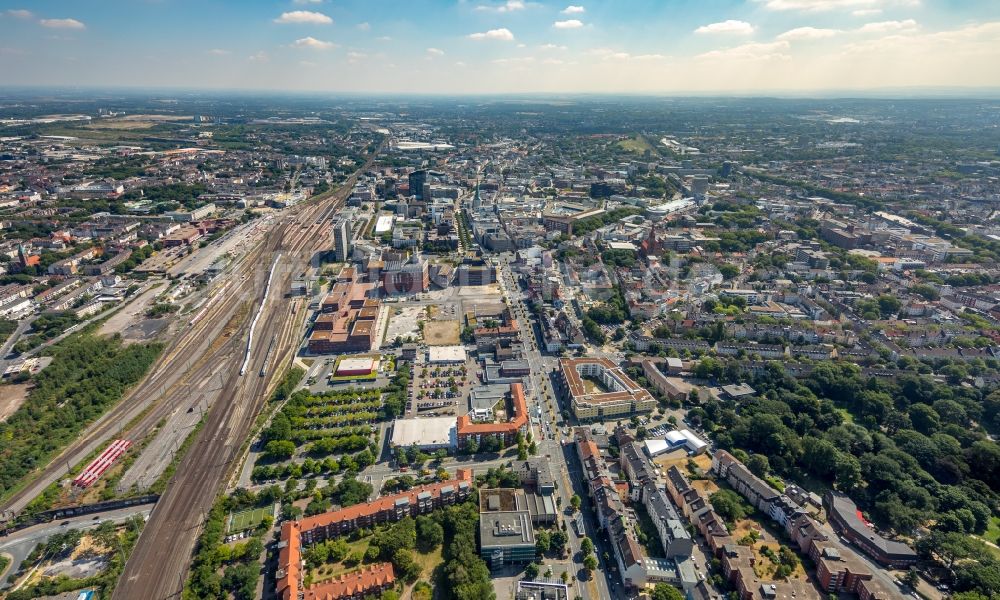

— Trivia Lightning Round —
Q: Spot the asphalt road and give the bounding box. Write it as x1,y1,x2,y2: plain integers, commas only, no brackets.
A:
496,257,619,600
0,503,153,590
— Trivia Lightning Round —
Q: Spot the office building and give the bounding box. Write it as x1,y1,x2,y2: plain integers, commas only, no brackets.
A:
479,488,537,568
408,170,427,200
333,218,352,262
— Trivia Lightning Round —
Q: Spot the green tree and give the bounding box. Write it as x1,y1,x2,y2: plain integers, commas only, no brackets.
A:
710,489,751,523
416,515,444,552
536,530,551,555
652,583,685,600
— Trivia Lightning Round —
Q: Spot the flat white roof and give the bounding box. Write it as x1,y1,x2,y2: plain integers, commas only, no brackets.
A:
606,241,636,252
680,429,707,450
374,215,394,234
390,416,457,449
427,345,467,363
336,357,376,373
665,430,687,444
644,439,671,457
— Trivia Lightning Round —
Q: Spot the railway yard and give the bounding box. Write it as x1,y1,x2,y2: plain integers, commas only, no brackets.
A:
112,160,372,600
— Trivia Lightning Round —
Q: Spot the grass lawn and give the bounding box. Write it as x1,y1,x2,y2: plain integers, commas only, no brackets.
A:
731,518,807,581
836,408,855,423
984,516,1000,545
310,537,373,584
617,135,655,154
633,503,666,559
414,546,444,578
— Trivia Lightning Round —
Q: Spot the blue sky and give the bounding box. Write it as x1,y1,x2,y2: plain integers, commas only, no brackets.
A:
2,0,1000,93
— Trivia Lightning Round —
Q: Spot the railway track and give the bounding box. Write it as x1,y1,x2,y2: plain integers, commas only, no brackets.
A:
0,166,352,519
0,241,266,518
113,156,373,600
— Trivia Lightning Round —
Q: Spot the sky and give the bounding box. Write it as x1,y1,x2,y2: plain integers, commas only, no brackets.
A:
1,0,1000,95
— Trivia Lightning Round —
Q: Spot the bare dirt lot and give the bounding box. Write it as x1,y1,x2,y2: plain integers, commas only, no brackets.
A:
97,283,165,342
423,320,460,346
384,306,424,343
0,383,31,422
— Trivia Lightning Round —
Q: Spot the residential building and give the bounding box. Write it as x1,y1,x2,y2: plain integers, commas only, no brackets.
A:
824,491,918,568
557,357,656,421
456,382,529,448
277,470,472,600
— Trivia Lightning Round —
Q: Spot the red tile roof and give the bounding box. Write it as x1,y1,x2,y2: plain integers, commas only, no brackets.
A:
456,383,528,438
302,562,395,600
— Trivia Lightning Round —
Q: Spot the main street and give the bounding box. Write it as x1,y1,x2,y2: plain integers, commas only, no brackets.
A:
495,254,619,600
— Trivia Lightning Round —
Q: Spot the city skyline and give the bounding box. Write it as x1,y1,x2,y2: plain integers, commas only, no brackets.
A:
2,0,1000,94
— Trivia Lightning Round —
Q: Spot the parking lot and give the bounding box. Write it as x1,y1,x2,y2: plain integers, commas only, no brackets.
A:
405,355,476,419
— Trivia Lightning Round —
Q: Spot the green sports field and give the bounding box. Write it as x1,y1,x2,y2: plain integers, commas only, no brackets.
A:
227,505,274,534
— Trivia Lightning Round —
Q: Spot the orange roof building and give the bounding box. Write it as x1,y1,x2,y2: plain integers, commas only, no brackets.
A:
456,382,528,447
557,357,655,421
310,280,380,354
301,563,396,600
277,471,474,600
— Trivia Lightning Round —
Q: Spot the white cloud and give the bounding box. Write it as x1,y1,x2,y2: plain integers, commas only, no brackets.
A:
857,19,918,34
561,5,585,14
39,18,85,29
356,22,371,31
852,8,882,16
468,28,515,41
455,61,467,67
776,26,840,40
493,56,535,65
755,0,918,12
543,58,565,65
539,43,568,50
249,51,268,62
697,41,791,61
376,36,392,41
292,36,337,50
346,51,367,62
695,20,755,35
426,47,445,56
299,60,318,67
4,9,33,19
293,0,324,4
476,1,527,12
585,48,665,61
273,11,332,25
553,19,584,29
208,48,231,55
